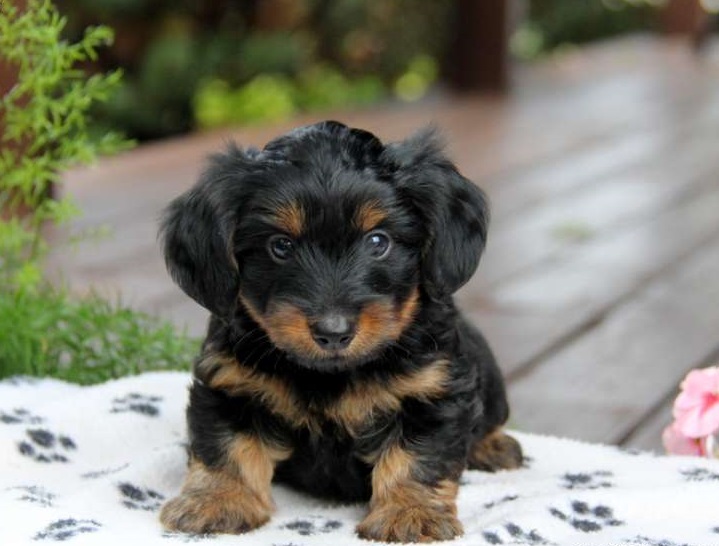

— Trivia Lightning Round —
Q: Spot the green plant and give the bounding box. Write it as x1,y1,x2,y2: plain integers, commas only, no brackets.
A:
0,287,199,384
512,0,658,60
0,0,199,384
0,0,132,291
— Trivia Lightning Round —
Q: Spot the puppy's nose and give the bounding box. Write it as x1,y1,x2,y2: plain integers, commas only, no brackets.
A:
311,314,356,351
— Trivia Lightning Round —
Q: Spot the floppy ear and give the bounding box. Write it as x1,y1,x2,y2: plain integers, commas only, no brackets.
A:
159,144,255,318
384,128,489,298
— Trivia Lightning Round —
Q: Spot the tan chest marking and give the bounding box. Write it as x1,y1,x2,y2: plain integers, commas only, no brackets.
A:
198,354,450,436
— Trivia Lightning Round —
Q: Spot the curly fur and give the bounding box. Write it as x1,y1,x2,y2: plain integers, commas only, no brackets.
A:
158,121,522,542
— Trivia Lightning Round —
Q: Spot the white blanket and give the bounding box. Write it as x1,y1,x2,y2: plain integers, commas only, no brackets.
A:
1,372,718,546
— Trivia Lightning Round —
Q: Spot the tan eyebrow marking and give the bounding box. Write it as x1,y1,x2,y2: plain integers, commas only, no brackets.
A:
355,200,388,232
273,202,305,237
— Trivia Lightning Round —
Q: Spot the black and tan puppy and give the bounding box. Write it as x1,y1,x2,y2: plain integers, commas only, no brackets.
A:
159,121,522,543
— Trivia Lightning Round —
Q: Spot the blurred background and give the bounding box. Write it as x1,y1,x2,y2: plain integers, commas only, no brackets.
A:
2,0,719,454
51,0,689,141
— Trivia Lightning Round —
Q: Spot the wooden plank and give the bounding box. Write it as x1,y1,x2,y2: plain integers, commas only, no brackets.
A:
461,182,719,376
621,398,673,454
487,94,719,223
474,130,719,289
505,237,719,445
52,98,719,302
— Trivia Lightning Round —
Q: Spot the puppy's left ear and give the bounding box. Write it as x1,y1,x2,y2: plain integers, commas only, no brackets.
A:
159,144,255,318
384,128,489,298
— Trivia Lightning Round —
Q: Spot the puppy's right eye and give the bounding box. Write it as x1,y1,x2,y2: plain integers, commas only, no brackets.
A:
268,235,295,262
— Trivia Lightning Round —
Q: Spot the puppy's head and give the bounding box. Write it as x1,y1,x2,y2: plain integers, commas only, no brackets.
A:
161,121,488,370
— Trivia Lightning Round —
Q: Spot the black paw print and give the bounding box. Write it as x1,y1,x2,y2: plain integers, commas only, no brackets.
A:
680,467,719,482
482,523,552,545
550,500,623,532
0,408,43,425
118,482,165,511
161,531,217,543
625,536,695,546
7,485,56,507
282,516,343,536
81,463,130,480
560,470,613,490
483,494,519,510
111,393,162,417
34,518,101,541
17,429,77,463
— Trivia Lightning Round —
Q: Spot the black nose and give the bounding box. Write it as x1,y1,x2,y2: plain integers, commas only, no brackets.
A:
311,314,356,351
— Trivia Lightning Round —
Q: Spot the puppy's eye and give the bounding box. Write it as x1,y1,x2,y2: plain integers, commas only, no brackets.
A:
268,235,295,262
365,230,391,259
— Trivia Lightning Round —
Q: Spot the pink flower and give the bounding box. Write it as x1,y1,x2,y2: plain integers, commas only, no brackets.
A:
662,422,705,456
673,367,719,438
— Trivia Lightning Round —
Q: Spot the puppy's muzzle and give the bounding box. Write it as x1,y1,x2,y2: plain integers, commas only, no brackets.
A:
310,314,356,351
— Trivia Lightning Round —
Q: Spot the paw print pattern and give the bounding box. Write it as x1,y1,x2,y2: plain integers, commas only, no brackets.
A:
560,470,613,490
625,536,695,546
111,393,162,417
81,463,130,480
680,467,719,482
34,518,101,541
7,485,56,507
161,531,218,543
482,523,552,545
281,515,343,536
0,408,43,425
549,500,623,532
17,429,77,463
483,495,519,510
118,482,165,511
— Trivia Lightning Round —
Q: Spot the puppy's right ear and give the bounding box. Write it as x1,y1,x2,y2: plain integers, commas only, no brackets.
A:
159,144,255,318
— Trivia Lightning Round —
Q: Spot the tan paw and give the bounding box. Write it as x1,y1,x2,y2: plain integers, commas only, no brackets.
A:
159,491,270,535
357,505,463,543
468,430,523,472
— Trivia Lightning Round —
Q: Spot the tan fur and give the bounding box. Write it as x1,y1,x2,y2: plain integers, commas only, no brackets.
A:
347,287,420,360
160,434,290,535
327,359,449,436
467,429,524,472
241,289,420,364
273,202,305,238
229,434,292,507
354,200,388,232
240,296,326,361
196,352,449,437
357,445,463,542
200,353,312,430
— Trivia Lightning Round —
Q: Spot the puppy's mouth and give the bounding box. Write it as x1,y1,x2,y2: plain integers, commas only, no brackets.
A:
239,290,419,370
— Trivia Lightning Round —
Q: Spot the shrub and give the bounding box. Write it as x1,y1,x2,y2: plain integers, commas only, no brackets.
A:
0,0,131,288
0,0,199,384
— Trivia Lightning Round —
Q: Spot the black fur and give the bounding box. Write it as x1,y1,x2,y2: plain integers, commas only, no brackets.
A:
160,121,516,506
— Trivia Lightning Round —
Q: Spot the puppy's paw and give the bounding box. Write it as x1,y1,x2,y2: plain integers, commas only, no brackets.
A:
356,505,463,543
159,491,270,535
468,430,523,472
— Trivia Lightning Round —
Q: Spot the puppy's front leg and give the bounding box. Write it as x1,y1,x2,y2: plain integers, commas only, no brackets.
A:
160,434,289,534
357,444,463,543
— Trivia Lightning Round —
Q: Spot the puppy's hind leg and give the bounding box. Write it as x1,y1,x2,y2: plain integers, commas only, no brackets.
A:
467,429,523,472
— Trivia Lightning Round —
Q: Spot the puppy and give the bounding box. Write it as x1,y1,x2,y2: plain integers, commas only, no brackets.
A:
158,121,522,543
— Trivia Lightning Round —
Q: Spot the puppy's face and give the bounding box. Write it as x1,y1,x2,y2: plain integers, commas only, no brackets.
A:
235,163,423,369
161,121,489,371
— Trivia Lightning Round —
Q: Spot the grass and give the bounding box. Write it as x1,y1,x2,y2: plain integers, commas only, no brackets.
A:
0,286,200,385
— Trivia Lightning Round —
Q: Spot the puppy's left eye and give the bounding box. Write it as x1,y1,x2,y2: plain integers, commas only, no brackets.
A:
365,230,391,259
268,235,295,262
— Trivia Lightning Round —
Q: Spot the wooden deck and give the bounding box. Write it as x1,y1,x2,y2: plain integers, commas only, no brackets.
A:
49,36,719,453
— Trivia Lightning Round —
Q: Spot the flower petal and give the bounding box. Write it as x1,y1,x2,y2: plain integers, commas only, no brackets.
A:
663,423,703,456
675,405,719,438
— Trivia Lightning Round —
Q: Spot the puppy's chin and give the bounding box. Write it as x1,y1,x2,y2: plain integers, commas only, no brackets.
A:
287,345,386,373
